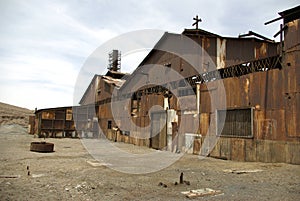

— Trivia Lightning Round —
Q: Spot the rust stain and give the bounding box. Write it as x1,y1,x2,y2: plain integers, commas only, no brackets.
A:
255,43,267,59
217,38,226,69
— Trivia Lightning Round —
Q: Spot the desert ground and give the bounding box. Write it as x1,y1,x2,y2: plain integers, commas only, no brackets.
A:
0,103,299,200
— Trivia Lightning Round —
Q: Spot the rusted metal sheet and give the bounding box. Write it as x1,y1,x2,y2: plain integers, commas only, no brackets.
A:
285,66,297,93
231,138,245,161
245,139,257,161
223,77,240,107
239,75,250,106
30,142,54,153
269,141,287,163
254,42,267,59
219,138,231,160
216,38,226,69
249,71,267,109
265,110,285,141
285,92,298,137
297,92,300,136
209,139,220,158
225,40,253,67
254,110,265,139
256,140,272,162
284,20,300,52
286,142,300,164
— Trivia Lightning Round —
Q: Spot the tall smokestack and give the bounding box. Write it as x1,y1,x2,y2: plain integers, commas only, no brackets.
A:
108,50,121,71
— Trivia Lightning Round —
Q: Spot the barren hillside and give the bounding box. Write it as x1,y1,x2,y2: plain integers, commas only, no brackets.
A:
0,102,34,127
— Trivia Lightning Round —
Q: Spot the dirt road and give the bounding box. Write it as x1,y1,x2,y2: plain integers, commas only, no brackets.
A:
0,124,299,200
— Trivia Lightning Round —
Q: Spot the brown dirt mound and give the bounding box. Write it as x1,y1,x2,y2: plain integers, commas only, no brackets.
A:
0,102,34,127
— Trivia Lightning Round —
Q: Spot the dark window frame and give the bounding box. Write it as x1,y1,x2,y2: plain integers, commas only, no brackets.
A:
216,107,254,138
107,120,112,129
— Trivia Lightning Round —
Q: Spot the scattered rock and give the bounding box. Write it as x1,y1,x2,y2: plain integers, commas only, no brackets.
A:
158,182,167,188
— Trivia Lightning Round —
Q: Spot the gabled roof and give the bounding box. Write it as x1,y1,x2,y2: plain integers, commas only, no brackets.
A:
119,32,176,90
79,74,100,105
119,26,277,91
79,71,129,105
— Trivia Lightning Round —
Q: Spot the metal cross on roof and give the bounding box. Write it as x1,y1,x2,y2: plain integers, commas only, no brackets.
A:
192,15,202,29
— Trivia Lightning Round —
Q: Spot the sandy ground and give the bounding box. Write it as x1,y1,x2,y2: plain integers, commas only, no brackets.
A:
0,124,299,201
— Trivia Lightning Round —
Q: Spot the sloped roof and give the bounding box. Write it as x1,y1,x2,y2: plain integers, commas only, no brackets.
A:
102,75,126,88
265,5,300,25
279,5,300,23
105,70,130,79
182,28,221,37
79,74,100,105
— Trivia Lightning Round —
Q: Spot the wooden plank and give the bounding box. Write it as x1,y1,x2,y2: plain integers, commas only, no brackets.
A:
200,84,211,113
181,188,222,198
200,113,209,135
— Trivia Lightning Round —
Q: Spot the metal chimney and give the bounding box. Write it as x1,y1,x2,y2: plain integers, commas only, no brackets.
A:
108,50,121,71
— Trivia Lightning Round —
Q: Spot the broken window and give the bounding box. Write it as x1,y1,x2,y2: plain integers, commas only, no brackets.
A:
178,88,195,97
217,108,253,138
122,130,130,136
107,120,112,129
66,109,72,120
42,111,55,119
131,92,141,116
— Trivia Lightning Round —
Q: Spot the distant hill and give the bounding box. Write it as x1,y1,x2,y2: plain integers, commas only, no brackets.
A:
0,102,34,127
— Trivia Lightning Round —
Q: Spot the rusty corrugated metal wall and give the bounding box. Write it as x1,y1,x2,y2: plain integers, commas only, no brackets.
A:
71,10,300,164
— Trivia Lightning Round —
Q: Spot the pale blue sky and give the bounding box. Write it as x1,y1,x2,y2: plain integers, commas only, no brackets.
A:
0,0,297,109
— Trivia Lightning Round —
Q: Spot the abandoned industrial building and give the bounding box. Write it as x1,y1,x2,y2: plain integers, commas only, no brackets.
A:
32,6,300,164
